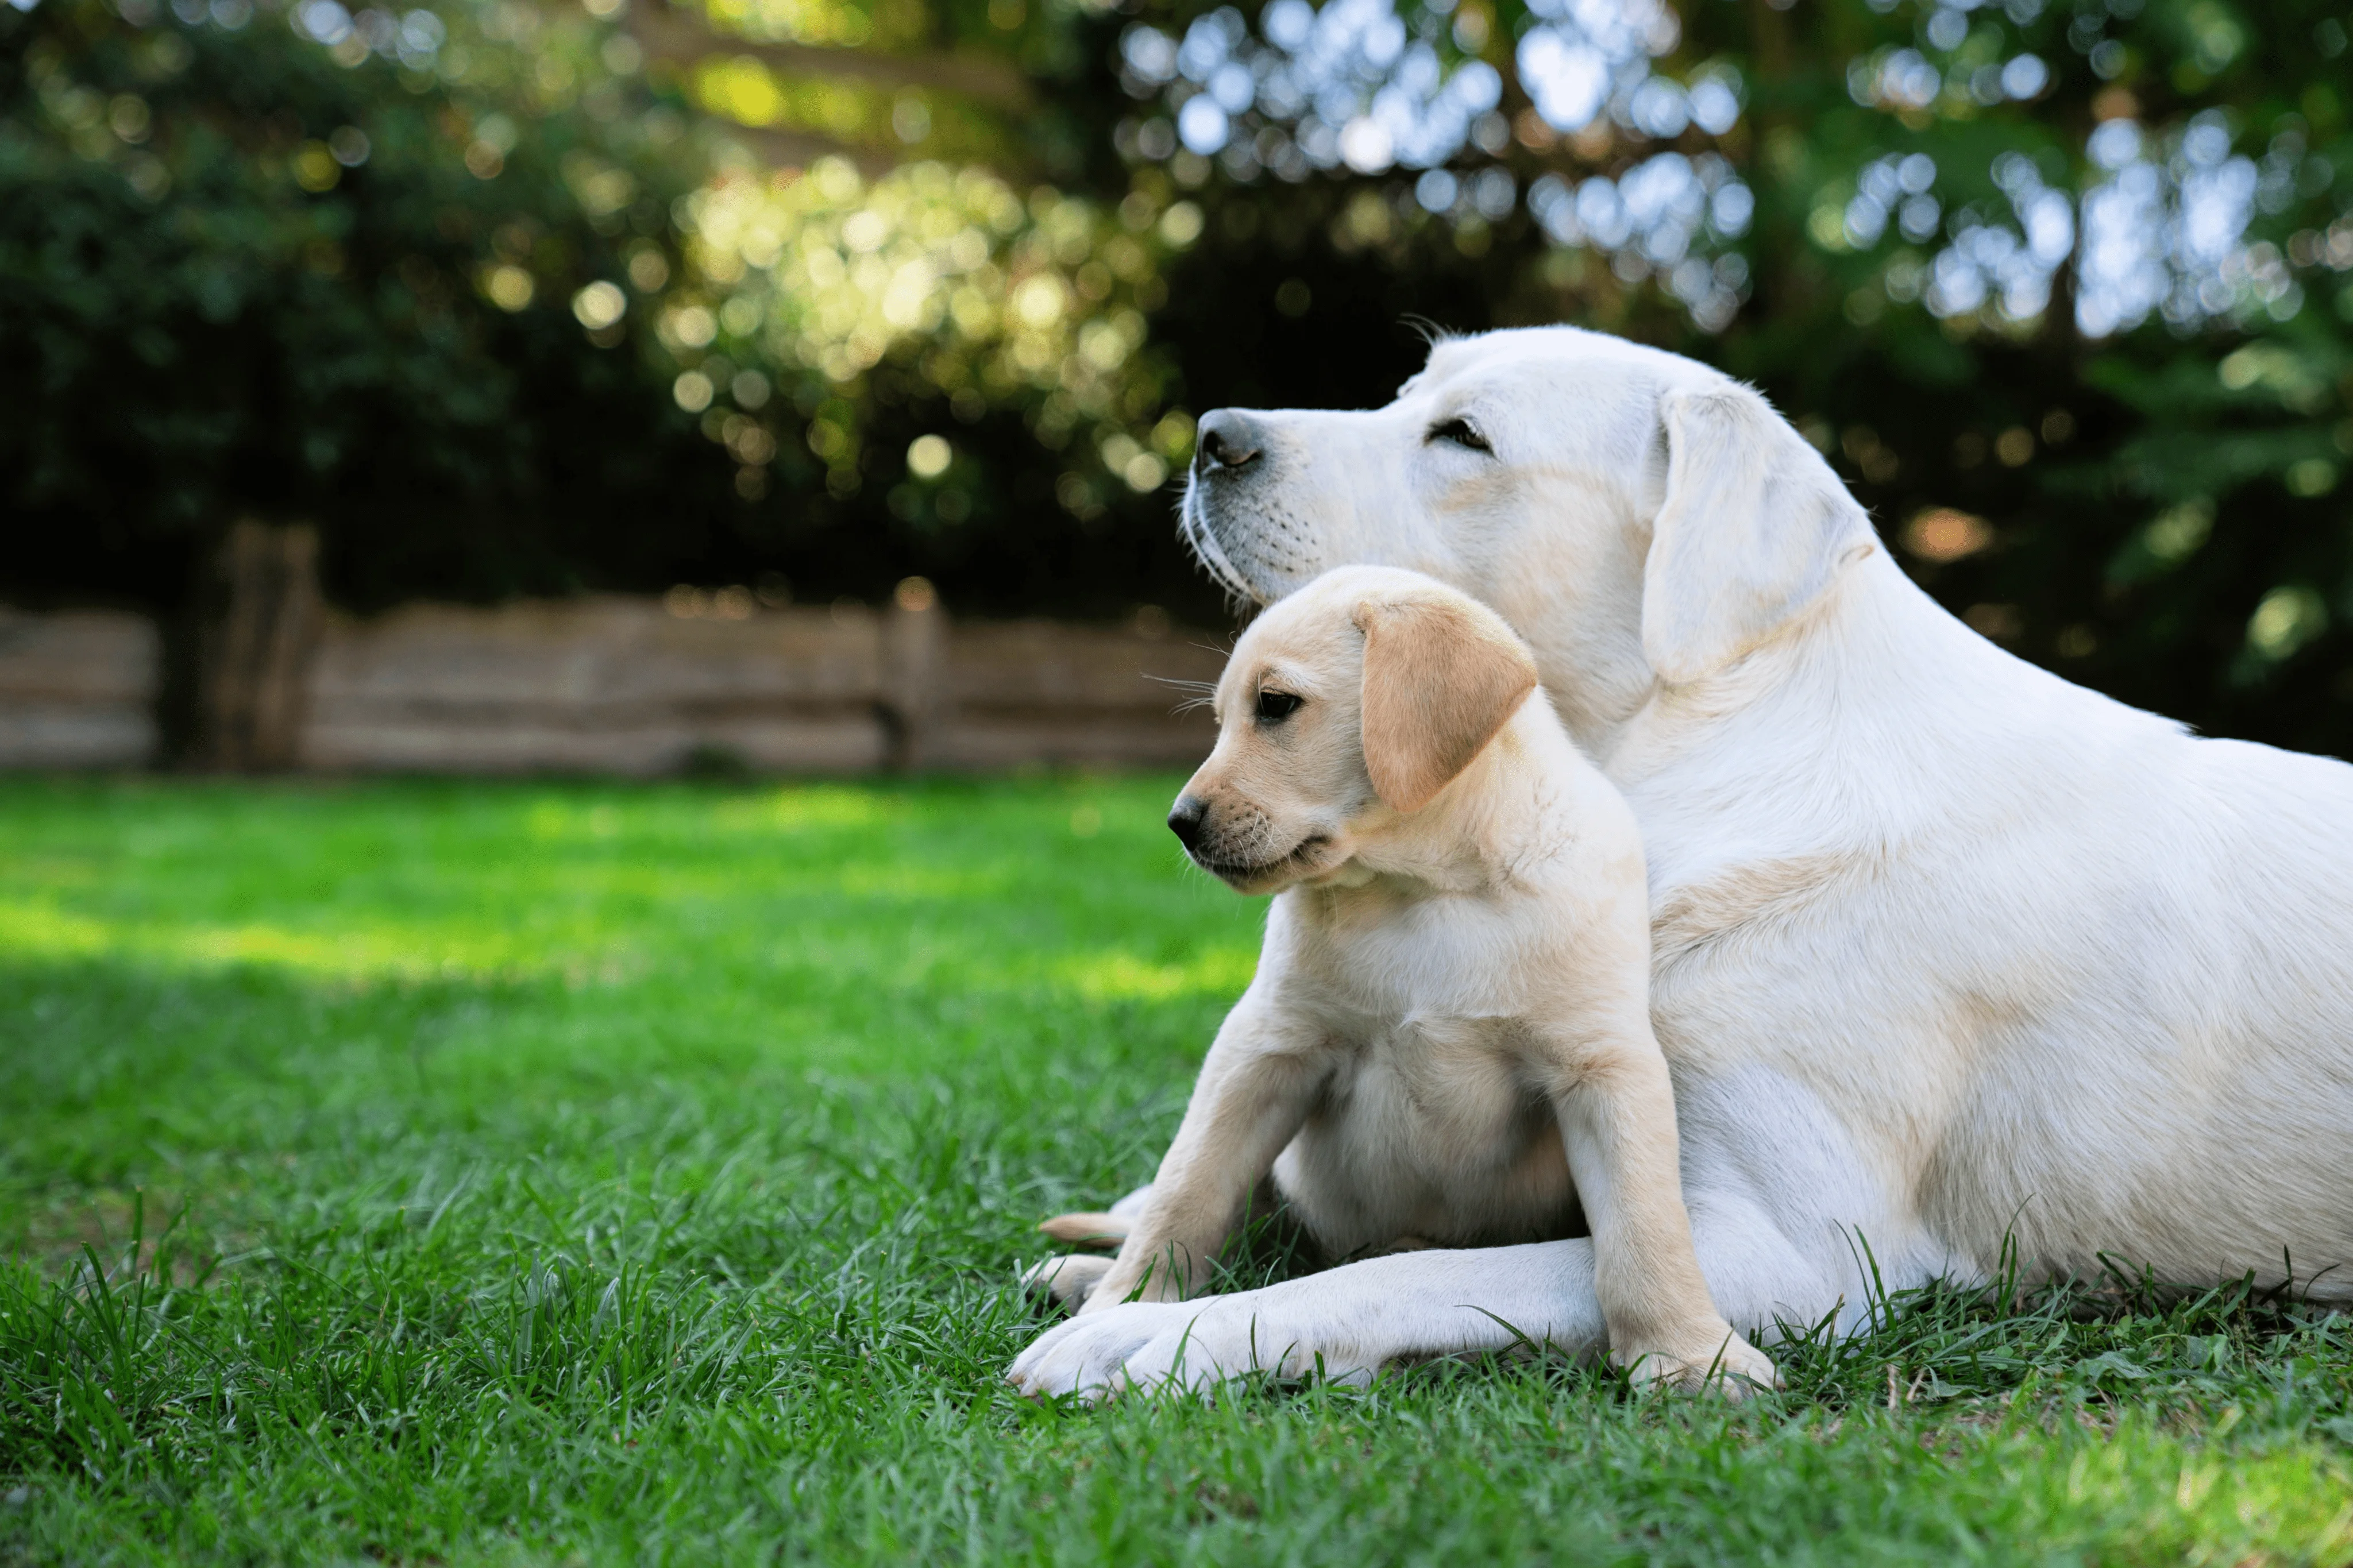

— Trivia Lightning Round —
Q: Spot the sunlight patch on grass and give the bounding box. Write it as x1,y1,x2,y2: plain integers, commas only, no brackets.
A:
1050,945,1259,1002
524,800,629,840
527,786,911,845
0,897,575,983
2009,1413,2353,1558
0,900,110,960
709,786,909,835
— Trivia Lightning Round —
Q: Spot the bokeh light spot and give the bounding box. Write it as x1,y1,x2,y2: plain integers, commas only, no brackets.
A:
572,281,626,330
907,434,952,478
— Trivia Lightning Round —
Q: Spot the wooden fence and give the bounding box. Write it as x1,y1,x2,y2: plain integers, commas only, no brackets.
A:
0,594,1229,775
0,609,163,770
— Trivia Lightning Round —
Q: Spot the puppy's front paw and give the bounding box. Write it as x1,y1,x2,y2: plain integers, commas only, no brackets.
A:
1019,1253,1114,1308
1616,1323,1782,1397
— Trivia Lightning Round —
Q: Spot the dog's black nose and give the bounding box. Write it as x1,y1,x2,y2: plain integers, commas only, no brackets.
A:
1167,794,1209,852
1194,410,1262,476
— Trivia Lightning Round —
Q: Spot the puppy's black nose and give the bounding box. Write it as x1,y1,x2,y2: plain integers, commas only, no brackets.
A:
1167,794,1209,852
1194,410,1262,476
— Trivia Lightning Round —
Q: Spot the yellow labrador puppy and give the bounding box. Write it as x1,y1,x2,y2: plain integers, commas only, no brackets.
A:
1025,565,1776,1394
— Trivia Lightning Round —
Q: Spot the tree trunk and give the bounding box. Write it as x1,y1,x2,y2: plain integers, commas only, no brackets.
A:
193,519,322,772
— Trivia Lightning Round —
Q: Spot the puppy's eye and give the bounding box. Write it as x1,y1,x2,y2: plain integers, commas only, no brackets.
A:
1255,689,1305,723
1427,416,1490,453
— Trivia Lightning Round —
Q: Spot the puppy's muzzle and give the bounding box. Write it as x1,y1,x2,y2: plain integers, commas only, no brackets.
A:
1167,793,1209,853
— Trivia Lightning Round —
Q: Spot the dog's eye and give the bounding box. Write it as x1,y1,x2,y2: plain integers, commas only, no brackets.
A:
1427,416,1490,453
1255,690,1305,723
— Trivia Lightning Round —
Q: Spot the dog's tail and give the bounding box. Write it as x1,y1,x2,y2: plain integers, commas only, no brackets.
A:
1036,1211,1131,1248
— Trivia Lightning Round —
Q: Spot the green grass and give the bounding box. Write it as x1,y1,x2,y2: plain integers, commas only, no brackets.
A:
4,777,2353,1566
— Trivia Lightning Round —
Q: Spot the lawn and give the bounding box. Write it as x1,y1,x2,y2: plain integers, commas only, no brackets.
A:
3,777,2352,1566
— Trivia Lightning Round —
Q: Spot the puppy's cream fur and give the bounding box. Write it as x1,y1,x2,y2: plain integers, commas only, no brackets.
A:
1009,325,2353,1400
1030,566,1775,1394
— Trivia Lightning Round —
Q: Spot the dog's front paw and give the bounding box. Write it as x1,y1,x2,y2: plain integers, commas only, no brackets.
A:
1006,1300,1205,1401
1006,1294,1336,1401
1019,1253,1114,1308
1615,1323,1782,1397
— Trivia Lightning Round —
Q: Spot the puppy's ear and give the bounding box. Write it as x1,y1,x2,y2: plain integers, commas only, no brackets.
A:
1642,384,1878,685
1355,588,1539,814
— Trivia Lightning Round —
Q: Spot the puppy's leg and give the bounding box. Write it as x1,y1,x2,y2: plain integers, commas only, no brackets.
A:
1540,1013,1780,1393
1083,998,1326,1314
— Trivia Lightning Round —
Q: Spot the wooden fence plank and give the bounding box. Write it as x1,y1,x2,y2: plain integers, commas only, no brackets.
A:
0,610,160,768
0,596,1228,775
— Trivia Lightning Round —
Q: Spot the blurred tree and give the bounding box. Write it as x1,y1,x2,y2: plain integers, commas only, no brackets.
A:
0,0,740,747
618,0,2353,748
6,0,2352,758
624,0,1221,619
1074,0,2353,749
0,0,1225,716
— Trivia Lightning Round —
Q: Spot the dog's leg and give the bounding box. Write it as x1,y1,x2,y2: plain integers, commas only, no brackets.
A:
1537,1014,1782,1392
1080,1000,1325,1313
1007,1208,1842,1399
1011,1238,1610,1397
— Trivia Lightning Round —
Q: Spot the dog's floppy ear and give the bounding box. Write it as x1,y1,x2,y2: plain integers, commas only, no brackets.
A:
1642,384,1878,685
1355,587,1539,814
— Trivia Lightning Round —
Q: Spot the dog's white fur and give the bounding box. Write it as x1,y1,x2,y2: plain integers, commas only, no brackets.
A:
1008,325,2353,1398
1021,566,1776,1395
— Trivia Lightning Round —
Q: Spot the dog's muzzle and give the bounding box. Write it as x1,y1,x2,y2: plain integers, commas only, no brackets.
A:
1168,795,1330,889
1167,793,1209,853
1179,408,1284,604
1193,409,1265,478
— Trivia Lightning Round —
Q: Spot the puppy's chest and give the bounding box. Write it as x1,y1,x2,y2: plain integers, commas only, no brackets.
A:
1336,1014,1539,1121
1283,894,1564,1142
1299,969,1549,1145
1294,898,1538,1022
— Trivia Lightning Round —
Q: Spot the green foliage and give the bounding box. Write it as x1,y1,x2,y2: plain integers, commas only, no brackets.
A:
8,0,2353,748
0,0,756,613
5,778,2353,1563
672,155,1198,526
1102,0,2353,748
1689,0,2353,755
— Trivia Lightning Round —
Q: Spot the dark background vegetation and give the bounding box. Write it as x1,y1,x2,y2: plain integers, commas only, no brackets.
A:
4,0,2351,750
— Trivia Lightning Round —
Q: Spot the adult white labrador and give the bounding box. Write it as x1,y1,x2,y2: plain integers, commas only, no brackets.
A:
1008,324,2353,1397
